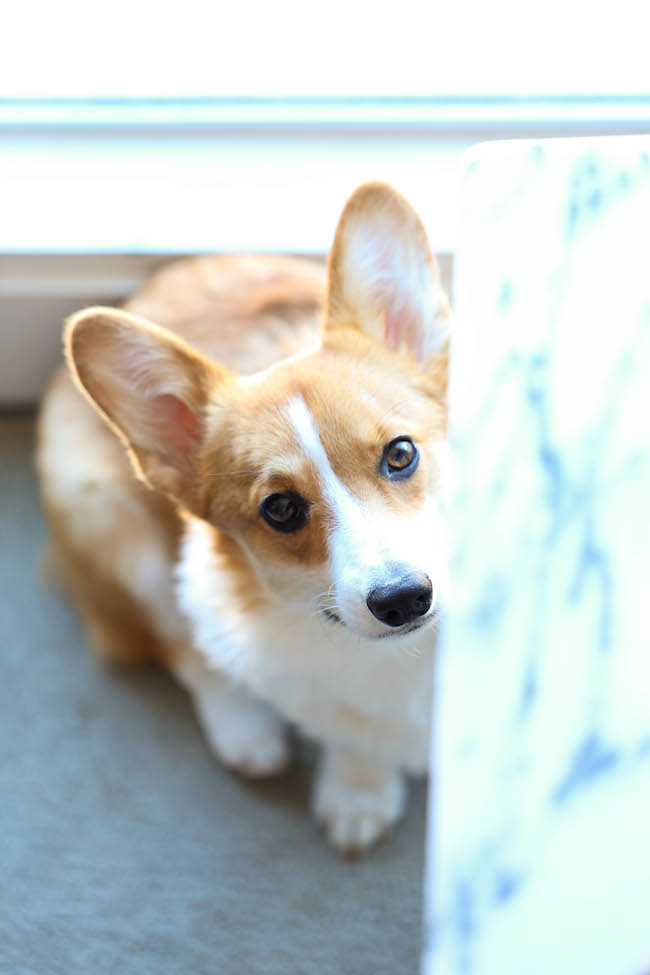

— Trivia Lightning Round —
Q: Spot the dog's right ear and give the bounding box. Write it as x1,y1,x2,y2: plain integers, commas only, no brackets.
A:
65,307,234,500
325,182,450,367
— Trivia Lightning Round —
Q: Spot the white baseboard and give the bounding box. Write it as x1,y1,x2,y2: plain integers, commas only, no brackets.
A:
0,255,179,406
0,252,454,406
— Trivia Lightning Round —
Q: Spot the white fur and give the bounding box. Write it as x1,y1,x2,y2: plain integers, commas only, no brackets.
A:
174,396,446,850
172,397,447,849
191,670,290,776
286,395,448,639
176,514,435,770
175,514,434,851
312,746,406,850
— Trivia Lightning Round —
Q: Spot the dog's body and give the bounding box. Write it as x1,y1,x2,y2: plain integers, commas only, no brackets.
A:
37,184,451,852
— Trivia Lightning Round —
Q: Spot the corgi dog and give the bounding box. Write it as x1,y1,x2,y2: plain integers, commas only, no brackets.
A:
36,182,451,854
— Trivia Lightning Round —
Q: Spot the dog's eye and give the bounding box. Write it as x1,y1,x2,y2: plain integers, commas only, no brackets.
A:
382,437,418,479
260,492,308,533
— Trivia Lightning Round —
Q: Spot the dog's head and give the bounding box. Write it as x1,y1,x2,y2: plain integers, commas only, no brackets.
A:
67,182,452,641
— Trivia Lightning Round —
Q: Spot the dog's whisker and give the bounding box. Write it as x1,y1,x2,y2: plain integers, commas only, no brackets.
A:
310,605,342,620
404,646,423,658
313,584,338,602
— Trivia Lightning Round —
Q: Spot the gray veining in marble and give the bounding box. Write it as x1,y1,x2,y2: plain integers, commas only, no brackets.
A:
425,136,650,975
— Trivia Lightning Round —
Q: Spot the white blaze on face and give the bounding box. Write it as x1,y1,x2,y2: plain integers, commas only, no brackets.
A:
286,396,447,639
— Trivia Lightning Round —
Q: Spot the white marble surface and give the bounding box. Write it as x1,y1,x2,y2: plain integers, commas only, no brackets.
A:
425,136,650,975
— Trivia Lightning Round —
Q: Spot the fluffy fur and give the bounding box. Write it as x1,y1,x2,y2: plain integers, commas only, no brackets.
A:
37,183,451,853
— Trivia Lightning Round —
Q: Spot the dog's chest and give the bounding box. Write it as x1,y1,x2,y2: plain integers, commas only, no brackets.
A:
176,524,435,770
247,645,432,770
199,607,432,769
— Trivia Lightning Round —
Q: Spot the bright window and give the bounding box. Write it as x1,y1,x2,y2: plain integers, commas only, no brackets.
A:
1,1,649,401
2,0,649,255
3,0,649,98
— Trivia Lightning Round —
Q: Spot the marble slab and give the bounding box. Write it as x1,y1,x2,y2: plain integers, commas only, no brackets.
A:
424,136,650,975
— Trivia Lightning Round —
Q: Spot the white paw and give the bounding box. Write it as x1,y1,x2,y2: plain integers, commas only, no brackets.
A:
209,708,290,777
312,752,406,854
193,679,290,777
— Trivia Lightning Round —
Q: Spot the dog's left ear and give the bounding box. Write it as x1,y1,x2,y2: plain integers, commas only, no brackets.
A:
325,182,450,368
65,306,235,502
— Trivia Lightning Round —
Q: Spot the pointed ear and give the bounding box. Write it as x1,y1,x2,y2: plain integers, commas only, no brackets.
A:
325,182,450,365
65,307,234,499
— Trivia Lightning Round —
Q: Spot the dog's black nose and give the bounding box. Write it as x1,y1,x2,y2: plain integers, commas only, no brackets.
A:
366,571,433,627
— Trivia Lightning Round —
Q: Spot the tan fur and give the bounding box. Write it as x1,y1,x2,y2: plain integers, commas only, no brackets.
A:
126,254,325,372
38,208,449,667
37,255,326,666
37,183,452,853
194,329,445,569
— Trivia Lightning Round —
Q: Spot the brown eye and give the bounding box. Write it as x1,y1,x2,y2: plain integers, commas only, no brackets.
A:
382,438,418,479
260,492,308,533
386,439,414,469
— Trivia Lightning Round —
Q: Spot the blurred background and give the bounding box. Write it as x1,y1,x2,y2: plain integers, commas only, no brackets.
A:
2,0,650,405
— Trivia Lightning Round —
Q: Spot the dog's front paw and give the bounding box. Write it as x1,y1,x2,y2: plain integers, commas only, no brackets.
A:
193,677,290,777
312,748,406,854
209,705,290,777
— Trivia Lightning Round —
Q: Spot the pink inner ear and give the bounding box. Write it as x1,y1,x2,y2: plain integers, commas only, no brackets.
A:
155,394,201,458
384,307,422,359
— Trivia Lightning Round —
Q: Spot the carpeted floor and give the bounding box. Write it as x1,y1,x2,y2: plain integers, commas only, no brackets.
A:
0,415,427,975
